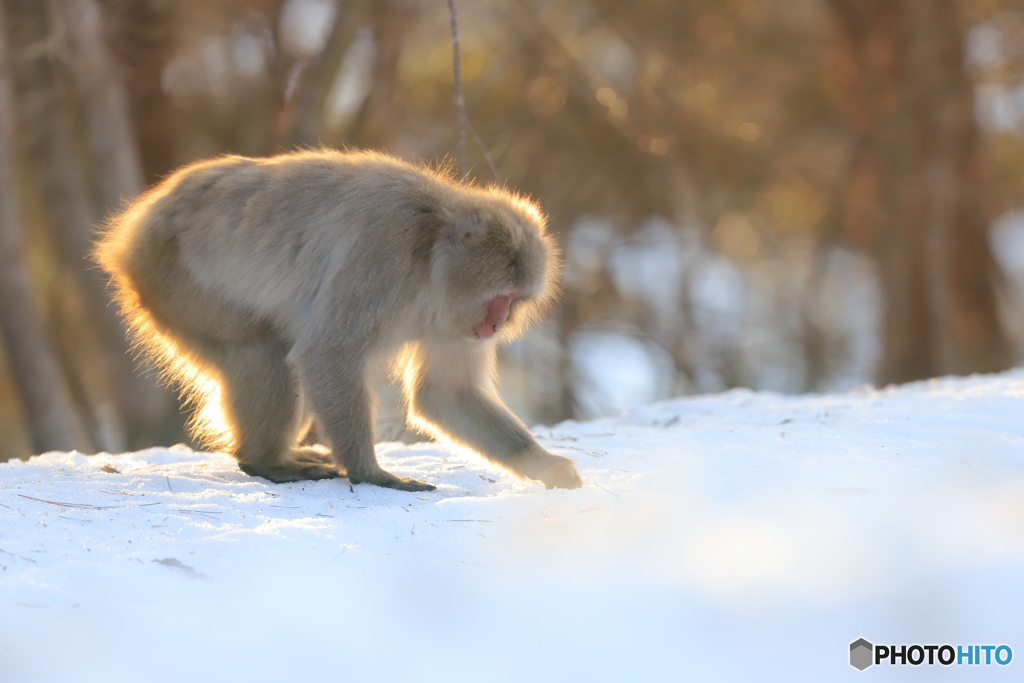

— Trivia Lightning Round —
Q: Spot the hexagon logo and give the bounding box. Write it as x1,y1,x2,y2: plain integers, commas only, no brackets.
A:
850,638,873,670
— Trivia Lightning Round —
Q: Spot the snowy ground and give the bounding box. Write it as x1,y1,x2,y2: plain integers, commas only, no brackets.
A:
3,372,1024,682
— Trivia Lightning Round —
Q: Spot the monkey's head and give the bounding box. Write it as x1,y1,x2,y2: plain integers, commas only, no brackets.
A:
426,186,559,343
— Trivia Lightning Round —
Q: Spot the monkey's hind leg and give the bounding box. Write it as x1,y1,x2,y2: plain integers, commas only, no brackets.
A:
215,337,341,483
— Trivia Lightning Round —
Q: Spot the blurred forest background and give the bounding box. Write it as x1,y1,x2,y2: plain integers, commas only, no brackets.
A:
3,0,1024,461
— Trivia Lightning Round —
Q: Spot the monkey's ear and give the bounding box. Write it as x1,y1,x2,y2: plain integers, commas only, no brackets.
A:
452,213,485,246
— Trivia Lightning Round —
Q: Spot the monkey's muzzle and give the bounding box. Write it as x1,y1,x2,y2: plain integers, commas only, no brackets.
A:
474,291,521,339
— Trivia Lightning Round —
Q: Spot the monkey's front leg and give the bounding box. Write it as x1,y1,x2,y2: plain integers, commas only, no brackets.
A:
294,343,435,492
516,445,584,490
414,386,582,489
409,343,583,490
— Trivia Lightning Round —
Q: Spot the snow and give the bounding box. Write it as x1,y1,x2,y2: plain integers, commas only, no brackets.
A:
3,372,1024,681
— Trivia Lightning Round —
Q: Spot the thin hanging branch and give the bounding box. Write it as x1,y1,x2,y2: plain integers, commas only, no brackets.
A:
446,0,499,182
446,0,468,178
470,124,500,183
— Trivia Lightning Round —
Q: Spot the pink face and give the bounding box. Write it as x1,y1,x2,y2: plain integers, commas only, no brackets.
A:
474,291,522,340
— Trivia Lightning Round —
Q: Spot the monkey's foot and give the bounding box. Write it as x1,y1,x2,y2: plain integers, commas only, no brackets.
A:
520,451,584,490
348,468,436,492
237,448,342,483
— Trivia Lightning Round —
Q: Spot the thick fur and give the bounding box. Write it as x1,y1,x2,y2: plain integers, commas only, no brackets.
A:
95,150,582,491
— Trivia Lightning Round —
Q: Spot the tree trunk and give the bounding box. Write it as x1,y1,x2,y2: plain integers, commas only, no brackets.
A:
346,0,417,149
54,0,176,447
277,0,373,150
825,0,1012,385
52,0,144,213
0,3,88,454
94,0,177,184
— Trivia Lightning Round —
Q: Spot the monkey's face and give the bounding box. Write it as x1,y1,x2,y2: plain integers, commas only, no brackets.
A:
432,200,557,343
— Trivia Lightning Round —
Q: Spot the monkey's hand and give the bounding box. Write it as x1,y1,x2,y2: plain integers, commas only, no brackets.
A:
519,449,583,490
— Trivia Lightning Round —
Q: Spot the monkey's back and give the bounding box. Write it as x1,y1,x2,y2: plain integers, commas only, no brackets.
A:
98,150,458,341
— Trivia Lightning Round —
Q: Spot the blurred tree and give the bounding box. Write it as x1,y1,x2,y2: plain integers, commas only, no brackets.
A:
98,0,179,183
55,0,146,214
4,0,171,451
824,0,1013,383
277,0,373,148
0,3,88,453
346,0,419,149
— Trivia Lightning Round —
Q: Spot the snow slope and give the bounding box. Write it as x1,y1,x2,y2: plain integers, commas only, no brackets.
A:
2,372,1024,682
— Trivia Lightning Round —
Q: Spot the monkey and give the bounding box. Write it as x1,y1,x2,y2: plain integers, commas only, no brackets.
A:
95,149,582,492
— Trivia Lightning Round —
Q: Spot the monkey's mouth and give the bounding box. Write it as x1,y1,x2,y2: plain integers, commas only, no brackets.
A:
473,291,522,340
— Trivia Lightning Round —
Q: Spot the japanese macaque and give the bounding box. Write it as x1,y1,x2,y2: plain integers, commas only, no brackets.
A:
95,150,582,492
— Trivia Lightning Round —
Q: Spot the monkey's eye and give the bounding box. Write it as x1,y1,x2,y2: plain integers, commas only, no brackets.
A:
452,216,486,246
